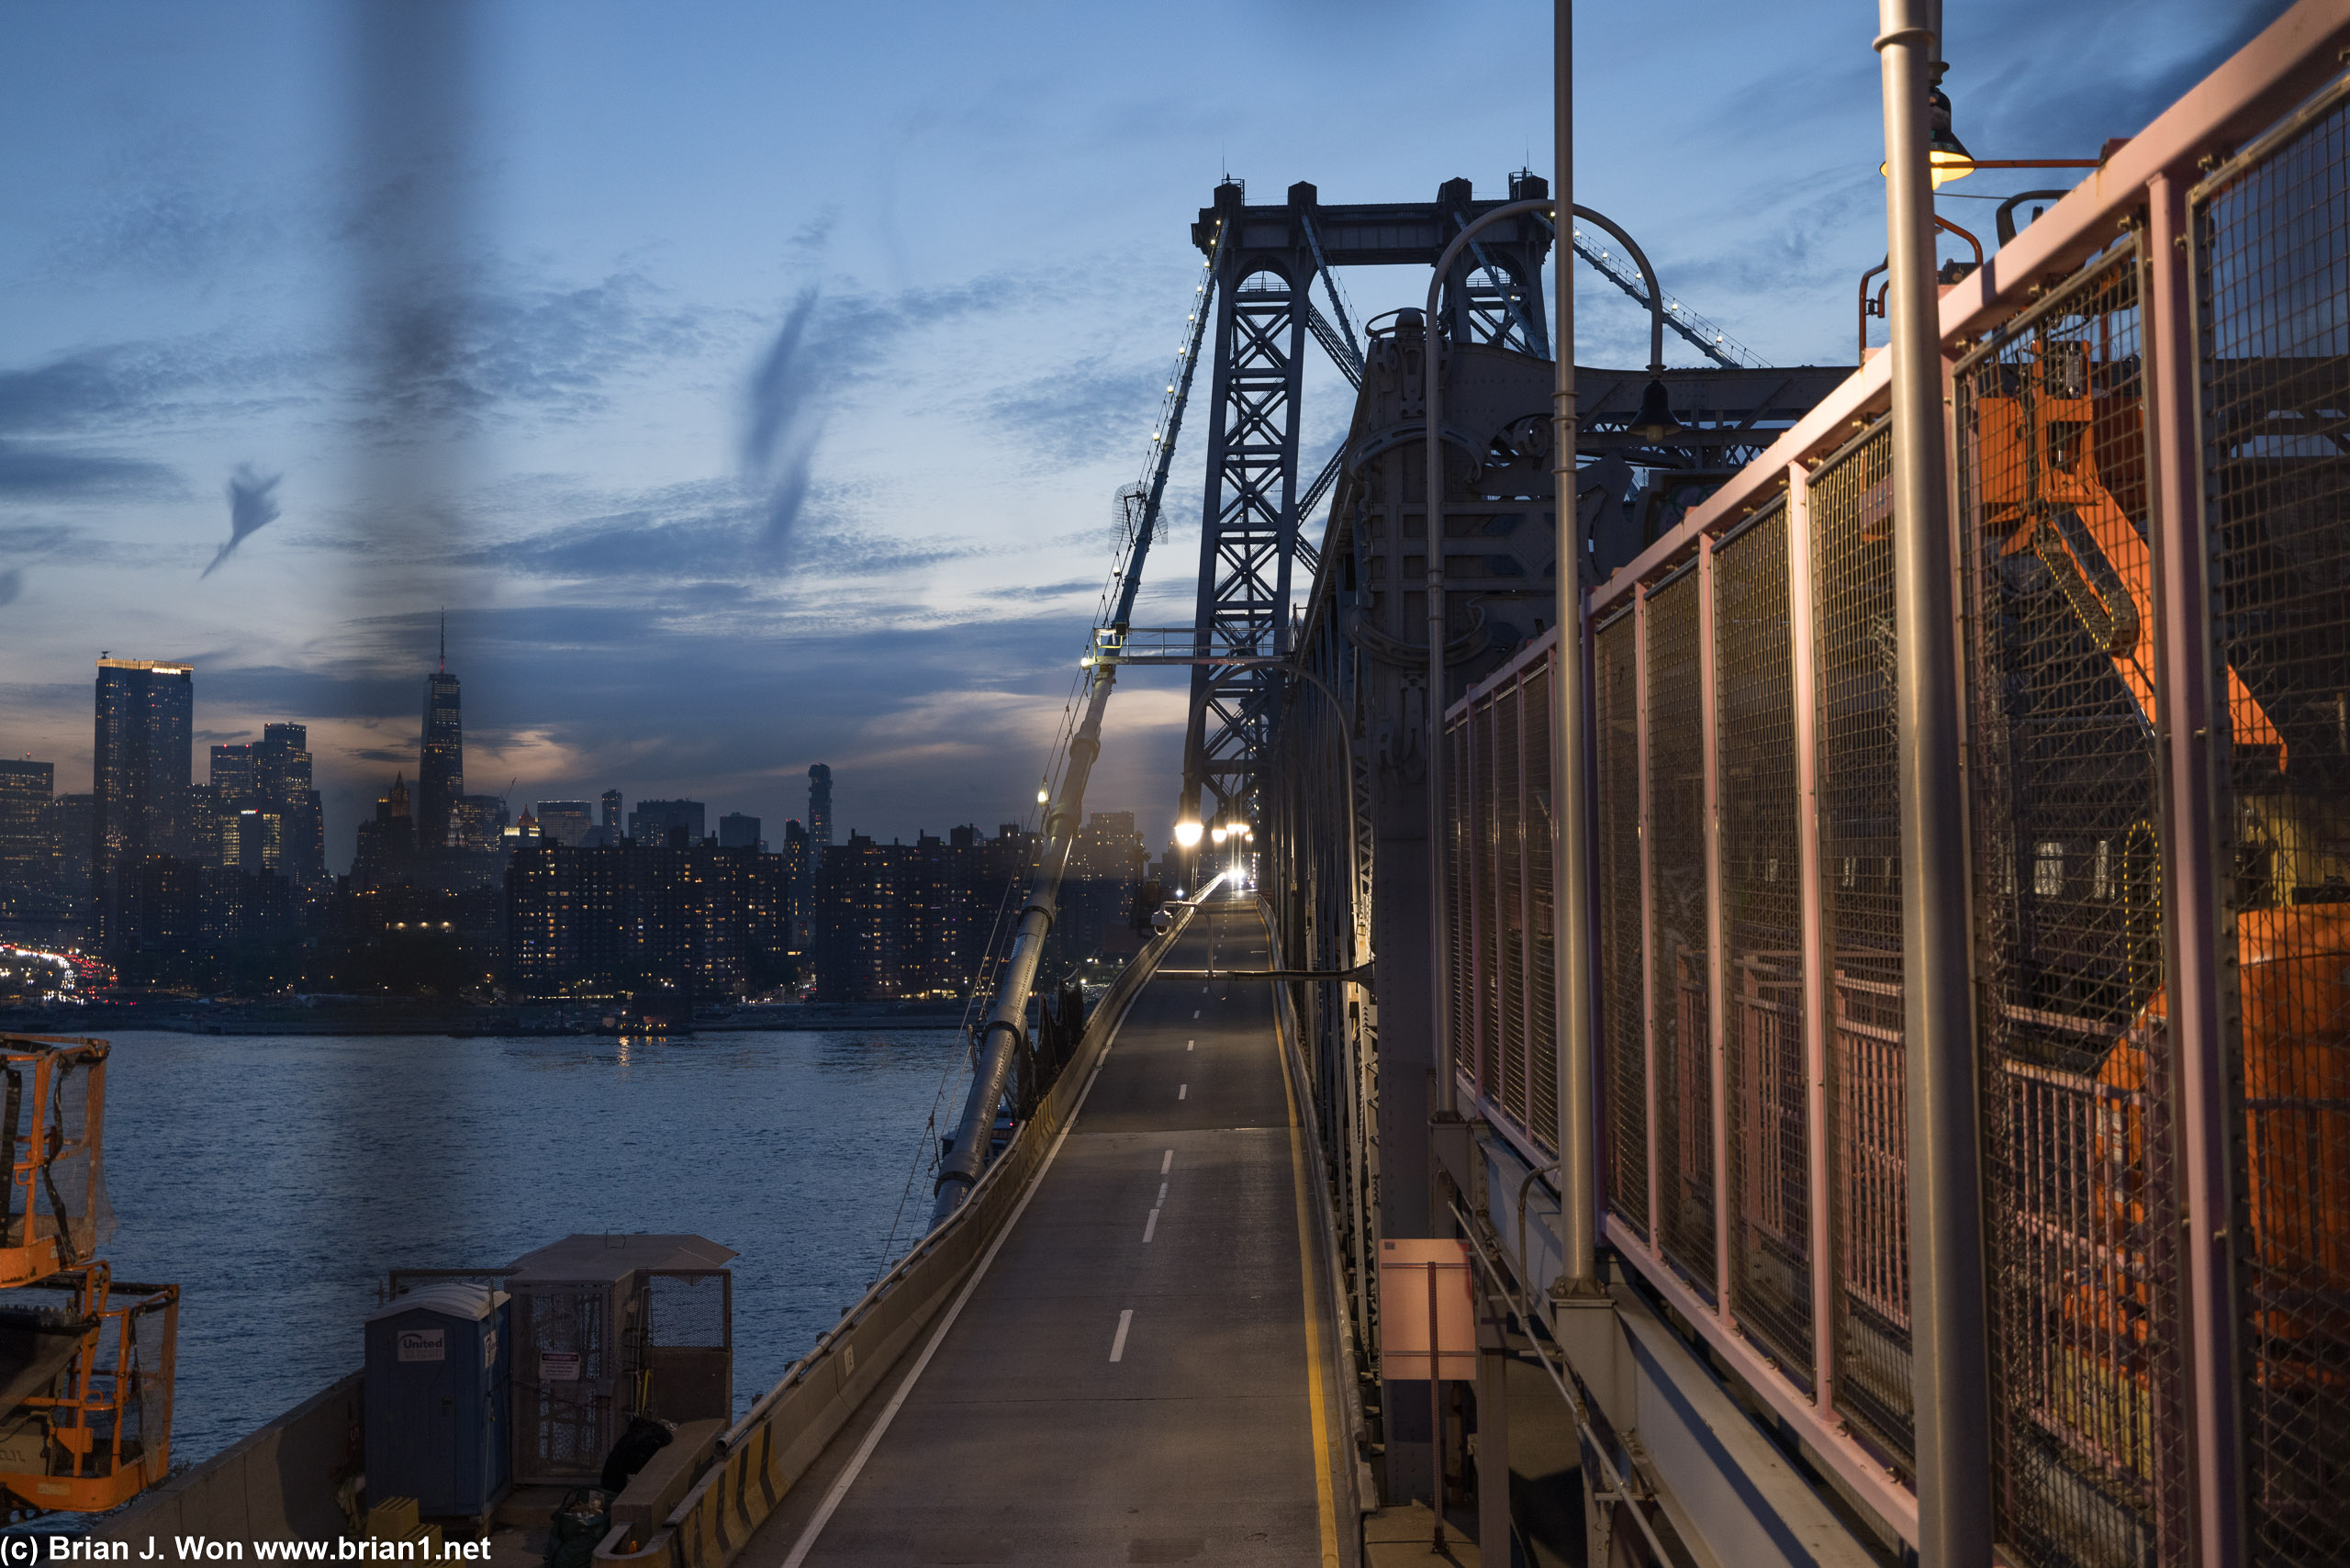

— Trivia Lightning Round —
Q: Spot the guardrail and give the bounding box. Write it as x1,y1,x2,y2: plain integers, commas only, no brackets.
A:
597,901,1200,1568
1437,11,2350,1566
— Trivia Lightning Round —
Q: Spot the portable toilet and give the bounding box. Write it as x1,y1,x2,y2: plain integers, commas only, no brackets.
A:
506,1235,735,1484
364,1282,511,1519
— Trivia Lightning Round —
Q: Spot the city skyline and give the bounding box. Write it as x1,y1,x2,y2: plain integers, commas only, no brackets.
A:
0,2,2276,865
12,646,1125,890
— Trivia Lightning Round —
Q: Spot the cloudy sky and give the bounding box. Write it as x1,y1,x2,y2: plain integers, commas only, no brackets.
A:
0,0,2288,868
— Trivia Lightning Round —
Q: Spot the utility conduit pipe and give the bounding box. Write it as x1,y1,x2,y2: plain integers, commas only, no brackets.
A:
929,668,1113,1226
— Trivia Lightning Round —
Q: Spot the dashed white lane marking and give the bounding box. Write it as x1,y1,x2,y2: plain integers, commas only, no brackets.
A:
1143,1208,1159,1243
1178,1084,1188,1100
1187,1039,1194,1051
1110,1309,1134,1361
1192,1009,1200,1019
1160,1148,1173,1174
1157,1182,1168,1205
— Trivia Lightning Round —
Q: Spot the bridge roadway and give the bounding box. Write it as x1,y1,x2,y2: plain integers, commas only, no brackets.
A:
744,891,1351,1568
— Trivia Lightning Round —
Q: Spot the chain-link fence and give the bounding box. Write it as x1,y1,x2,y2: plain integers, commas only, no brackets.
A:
1713,501,1813,1382
1418,37,2350,1566
1647,567,1715,1299
1524,660,1559,1149
1597,609,1649,1241
2197,81,2350,1568
1959,242,2191,1568
1808,420,1914,1473
1449,655,1557,1153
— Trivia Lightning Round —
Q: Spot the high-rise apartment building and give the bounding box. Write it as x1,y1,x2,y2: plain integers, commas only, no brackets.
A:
416,643,464,855
352,774,416,890
718,812,761,850
807,765,833,867
535,801,594,847
208,745,255,812
506,837,795,1001
94,657,195,946
628,799,705,847
782,818,811,958
0,760,54,916
40,795,93,914
207,727,322,882
449,793,508,853
600,790,623,835
255,723,323,882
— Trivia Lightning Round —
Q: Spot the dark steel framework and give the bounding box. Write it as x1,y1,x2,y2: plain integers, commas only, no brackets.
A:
1181,175,1558,825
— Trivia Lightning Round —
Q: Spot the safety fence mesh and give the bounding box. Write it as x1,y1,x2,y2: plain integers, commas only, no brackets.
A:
1496,681,1528,1126
2198,90,2350,1568
1713,502,1812,1381
1447,654,1562,1158
1809,420,1914,1472
2,1046,116,1265
1960,243,2192,1568
1447,707,1474,1092
1647,568,1715,1298
1472,700,1501,1100
1525,661,1559,1151
1596,610,1649,1239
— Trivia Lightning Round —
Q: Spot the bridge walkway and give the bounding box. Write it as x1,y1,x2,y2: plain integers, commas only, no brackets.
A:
740,893,1352,1568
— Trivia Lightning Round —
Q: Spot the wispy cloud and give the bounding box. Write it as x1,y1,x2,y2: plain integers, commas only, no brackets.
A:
742,287,824,549
736,271,1045,553
982,353,1159,471
0,443,180,499
203,464,284,577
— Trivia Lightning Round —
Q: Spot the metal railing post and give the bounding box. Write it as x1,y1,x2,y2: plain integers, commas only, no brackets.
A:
2145,166,2248,1568
1550,0,1606,1301
1875,4,1991,1563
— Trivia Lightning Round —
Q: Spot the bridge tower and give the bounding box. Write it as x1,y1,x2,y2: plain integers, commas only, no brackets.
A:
1180,174,1555,828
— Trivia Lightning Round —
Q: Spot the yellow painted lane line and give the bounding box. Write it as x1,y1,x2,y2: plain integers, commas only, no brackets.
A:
1277,959,1345,1568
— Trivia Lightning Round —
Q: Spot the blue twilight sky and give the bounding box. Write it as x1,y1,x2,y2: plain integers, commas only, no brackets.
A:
0,0,2289,867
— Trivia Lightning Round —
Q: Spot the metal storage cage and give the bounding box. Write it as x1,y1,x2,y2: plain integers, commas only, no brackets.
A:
0,1038,114,1288
505,1234,734,1485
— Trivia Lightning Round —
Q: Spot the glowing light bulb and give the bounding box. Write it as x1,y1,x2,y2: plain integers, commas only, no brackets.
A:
1037,789,1049,804
1173,820,1203,848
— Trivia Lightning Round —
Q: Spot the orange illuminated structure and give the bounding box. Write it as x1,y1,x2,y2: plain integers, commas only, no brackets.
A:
0,1035,178,1513
1975,340,2350,1484
1975,341,2286,761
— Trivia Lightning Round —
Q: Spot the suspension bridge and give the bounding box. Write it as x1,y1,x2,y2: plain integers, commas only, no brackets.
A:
88,6,2350,1566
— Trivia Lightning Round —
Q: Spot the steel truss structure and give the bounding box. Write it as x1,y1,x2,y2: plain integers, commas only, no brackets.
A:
1181,174,1557,825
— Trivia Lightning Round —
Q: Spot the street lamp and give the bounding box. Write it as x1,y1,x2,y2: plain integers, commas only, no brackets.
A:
1172,818,1203,848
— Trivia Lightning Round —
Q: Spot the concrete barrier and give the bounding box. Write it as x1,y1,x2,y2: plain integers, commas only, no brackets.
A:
597,909,1195,1568
95,1372,363,1547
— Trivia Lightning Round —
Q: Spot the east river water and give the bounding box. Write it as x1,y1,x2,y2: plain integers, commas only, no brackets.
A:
91,1028,973,1471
